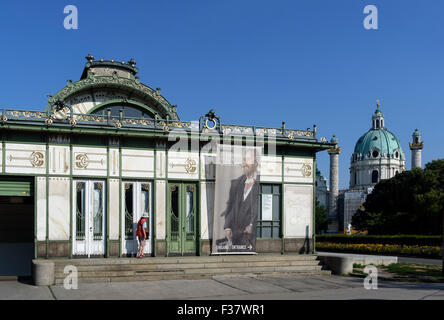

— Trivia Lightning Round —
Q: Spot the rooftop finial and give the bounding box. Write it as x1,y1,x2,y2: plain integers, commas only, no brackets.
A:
128,58,136,67
376,99,380,108
85,54,94,62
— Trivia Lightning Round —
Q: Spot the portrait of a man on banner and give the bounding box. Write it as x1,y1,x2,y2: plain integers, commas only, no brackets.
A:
212,145,261,254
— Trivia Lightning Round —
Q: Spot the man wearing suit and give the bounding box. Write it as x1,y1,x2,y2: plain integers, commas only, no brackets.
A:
221,149,260,251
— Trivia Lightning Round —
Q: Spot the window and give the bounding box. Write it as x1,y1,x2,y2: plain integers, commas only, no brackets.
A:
395,151,399,158
372,150,379,158
90,104,154,118
257,184,281,238
372,170,379,183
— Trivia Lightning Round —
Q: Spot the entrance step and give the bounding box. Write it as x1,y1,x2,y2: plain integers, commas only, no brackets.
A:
47,254,331,284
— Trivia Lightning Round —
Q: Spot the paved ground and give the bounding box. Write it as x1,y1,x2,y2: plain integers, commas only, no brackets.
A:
1,274,443,300
397,257,442,266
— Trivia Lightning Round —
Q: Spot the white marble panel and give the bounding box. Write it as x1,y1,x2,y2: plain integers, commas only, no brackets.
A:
167,151,199,180
156,151,166,178
284,184,313,238
109,148,119,177
5,143,46,174
121,149,154,178
200,182,215,239
48,177,70,241
109,179,120,240
260,155,282,182
36,177,47,241
155,180,166,239
48,146,70,175
283,157,314,184
72,146,107,176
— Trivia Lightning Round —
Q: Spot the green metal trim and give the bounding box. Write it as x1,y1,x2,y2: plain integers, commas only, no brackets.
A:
2,140,5,174
118,143,122,257
1,140,47,146
0,173,47,177
0,124,333,150
153,149,157,257
152,179,157,257
313,155,316,254
106,143,110,258
69,143,73,259
281,153,285,255
165,150,169,256
196,182,201,256
275,181,314,186
90,89,97,108
33,176,37,259
198,148,202,256
45,140,49,259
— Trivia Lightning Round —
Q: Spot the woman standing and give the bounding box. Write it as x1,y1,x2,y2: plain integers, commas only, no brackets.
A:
136,214,148,258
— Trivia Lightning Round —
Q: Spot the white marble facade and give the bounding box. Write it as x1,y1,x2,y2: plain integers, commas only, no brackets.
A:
20,143,315,249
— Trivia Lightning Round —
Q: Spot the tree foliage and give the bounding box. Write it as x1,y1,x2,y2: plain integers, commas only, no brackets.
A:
315,200,328,234
351,159,444,235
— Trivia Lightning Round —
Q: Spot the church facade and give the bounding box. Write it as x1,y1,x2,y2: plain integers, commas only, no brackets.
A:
326,102,423,233
0,56,335,275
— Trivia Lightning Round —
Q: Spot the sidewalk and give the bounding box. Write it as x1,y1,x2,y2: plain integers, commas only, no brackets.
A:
1,274,444,300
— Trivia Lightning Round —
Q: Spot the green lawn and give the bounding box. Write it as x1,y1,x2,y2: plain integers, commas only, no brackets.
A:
352,263,444,283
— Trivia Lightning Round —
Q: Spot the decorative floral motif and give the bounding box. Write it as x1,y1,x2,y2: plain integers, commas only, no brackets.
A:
30,151,45,167
302,163,312,177
75,153,89,168
184,158,197,173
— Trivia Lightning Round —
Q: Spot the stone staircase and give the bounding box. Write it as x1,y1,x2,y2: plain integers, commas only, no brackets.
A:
51,254,331,284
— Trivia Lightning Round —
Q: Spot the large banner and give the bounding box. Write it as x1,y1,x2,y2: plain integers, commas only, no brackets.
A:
212,145,262,254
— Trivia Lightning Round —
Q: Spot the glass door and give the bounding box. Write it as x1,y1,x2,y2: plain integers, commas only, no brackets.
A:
167,182,197,256
121,181,152,256
72,180,105,257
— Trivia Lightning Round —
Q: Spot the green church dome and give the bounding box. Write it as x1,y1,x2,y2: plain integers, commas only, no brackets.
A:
354,128,404,160
353,103,404,160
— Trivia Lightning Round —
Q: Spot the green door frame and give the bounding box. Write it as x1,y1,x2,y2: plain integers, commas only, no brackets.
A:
166,181,198,256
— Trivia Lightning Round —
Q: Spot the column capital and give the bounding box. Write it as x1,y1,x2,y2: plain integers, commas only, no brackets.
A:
409,142,424,150
328,147,341,154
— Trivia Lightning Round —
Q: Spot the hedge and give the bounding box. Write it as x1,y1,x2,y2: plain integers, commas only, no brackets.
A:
316,242,442,258
316,234,443,246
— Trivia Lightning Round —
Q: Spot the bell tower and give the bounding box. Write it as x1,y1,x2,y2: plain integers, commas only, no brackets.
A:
409,129,424,169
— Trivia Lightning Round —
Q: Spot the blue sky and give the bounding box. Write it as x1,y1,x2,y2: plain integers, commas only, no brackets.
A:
0,0,443,188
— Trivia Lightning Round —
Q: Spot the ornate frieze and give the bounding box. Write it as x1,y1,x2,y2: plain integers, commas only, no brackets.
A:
75,153,105,169
169,158,197,174
49,134,70,144
7,151,45,167
285,162,313,178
